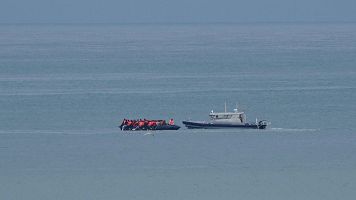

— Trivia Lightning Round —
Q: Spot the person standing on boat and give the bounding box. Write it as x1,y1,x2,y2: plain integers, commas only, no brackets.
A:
169,118,174,125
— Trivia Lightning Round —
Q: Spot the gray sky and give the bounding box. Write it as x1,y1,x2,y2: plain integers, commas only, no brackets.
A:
1,0,356,23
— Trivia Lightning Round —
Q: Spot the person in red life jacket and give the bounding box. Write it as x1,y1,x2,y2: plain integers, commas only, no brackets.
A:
138,120,145,129
169,118,174,125
127,120,132,126
146,120,154,130
147,121,153,127
151,121,157,129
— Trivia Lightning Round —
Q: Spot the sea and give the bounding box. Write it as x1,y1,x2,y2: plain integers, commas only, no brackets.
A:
0,23,356,199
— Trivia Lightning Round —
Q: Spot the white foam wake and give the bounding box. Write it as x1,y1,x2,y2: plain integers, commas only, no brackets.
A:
270,127,320,132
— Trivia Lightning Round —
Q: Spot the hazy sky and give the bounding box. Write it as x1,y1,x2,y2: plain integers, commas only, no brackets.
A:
1,0,356,23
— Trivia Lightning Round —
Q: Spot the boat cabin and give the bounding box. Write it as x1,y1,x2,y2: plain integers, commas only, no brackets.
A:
209,108,246,124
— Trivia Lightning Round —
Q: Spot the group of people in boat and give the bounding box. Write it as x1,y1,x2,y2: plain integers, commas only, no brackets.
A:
120,118,175,131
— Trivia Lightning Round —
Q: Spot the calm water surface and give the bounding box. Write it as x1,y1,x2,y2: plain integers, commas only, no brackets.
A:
0,23,356,199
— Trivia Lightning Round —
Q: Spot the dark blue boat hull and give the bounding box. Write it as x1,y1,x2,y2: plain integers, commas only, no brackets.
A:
154,125,180,130
182,121,267,129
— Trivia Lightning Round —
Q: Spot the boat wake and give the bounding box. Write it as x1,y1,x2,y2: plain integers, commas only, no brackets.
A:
143,132,155,136
269,127,320,132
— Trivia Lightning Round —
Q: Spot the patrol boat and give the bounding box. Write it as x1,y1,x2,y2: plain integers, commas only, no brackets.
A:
182,104,268,129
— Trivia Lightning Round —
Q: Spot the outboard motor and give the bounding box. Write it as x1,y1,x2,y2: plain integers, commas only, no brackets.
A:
258,120,268,129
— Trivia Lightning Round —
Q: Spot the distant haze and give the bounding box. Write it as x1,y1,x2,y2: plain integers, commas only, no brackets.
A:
1,0,356,23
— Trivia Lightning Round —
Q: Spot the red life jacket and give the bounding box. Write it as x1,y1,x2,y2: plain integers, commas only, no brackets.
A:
139,121,145,127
